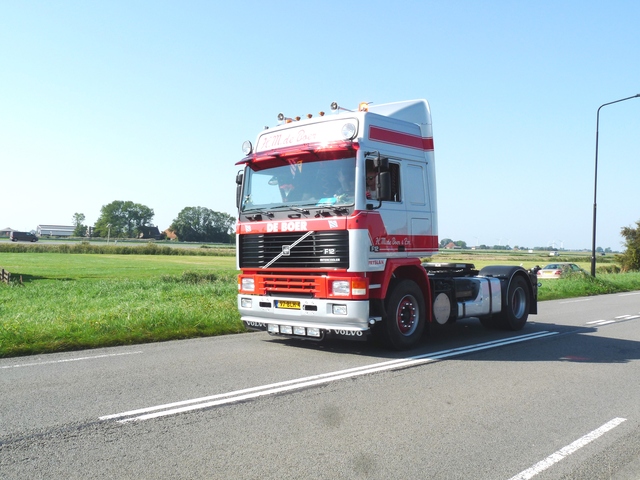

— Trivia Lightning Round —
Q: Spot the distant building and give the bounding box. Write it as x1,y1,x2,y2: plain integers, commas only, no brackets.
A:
137,225,163,240
37,225,75,237
0,227,16,238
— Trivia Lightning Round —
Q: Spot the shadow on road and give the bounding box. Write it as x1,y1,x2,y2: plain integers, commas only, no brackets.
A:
262,317,640,365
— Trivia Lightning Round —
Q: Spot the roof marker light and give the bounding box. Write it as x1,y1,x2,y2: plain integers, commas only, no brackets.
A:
358,102,370,112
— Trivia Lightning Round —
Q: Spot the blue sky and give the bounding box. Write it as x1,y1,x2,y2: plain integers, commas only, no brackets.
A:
1,1,638,251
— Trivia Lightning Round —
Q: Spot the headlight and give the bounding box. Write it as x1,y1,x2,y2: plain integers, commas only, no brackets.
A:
242,140,253,155
240,298,252,308
341,122,357,140
241,277,255,292
332,280,350,296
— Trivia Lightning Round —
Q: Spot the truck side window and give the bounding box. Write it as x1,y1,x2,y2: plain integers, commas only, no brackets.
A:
366,160,401,202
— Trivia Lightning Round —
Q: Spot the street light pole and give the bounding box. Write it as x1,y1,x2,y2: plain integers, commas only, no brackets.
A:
591,94,640,277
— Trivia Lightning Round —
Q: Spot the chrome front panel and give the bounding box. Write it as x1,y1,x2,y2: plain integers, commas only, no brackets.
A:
238,295,370,332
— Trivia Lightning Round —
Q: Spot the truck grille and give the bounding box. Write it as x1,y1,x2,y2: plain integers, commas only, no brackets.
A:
261,275,320,295
239,231,349,269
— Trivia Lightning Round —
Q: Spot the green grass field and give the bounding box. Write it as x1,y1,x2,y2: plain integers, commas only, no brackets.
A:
0,252,237,281
0,252,241,357
1,249,638,358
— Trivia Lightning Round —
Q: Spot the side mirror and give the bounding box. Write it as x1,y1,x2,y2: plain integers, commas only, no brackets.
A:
235,171,244,208
377,171,391,201
373,155,389,172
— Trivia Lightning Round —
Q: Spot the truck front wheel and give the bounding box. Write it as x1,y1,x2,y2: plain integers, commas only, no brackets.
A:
499,276,529,330
379,279,426,350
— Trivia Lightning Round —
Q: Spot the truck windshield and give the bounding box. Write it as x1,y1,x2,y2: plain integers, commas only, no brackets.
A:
241,157,355,212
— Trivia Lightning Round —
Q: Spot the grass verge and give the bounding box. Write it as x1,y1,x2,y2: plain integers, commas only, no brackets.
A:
0,271,242,357
0,252,241,357
537,272,640,300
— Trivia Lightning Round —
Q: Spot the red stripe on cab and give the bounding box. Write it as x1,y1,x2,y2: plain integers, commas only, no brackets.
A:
369,126,434,151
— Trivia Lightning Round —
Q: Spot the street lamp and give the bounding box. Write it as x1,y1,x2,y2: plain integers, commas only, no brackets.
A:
591,94,640,277
107,224,112,244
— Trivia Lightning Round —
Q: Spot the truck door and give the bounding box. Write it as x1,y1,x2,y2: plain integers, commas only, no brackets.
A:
405,163,434,245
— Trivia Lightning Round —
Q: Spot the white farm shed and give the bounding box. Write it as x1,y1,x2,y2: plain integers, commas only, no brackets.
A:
37,225,75,237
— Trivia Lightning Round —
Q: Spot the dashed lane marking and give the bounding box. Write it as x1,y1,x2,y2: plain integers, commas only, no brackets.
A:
508,417,627,480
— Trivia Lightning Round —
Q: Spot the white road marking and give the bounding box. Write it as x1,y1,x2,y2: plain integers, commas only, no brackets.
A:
586,320,615,326
102,331,558,423
586,315,640,327
618,292,640,296
559,298,592,304
508,417,627,480
0,351,143,369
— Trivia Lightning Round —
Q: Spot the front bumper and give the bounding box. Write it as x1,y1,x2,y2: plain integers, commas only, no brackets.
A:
238,294,372,340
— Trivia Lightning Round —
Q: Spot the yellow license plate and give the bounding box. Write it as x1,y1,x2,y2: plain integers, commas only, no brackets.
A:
275,300,301,310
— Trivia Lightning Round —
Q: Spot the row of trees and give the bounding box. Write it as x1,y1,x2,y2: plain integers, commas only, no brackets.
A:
73,204,640,270
73,201,235,243
169,207,235,243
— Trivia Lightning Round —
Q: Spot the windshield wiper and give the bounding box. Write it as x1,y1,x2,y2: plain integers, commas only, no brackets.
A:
288,206,310,215
315,205,349,217
270,205,311,215
243,208,274,221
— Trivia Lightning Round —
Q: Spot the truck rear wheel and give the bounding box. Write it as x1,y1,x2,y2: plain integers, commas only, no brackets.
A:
379,279,426,350
499,276,529,330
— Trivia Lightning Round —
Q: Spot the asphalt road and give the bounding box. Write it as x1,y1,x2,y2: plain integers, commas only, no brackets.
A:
2,292,640,479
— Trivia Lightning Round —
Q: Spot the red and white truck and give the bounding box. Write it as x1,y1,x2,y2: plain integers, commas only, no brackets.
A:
235,99,538,349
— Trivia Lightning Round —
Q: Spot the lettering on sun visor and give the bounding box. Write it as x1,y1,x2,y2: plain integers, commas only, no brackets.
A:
267,221,308,233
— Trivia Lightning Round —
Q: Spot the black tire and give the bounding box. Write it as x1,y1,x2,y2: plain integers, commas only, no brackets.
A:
379,279,426,350
499,276,530,330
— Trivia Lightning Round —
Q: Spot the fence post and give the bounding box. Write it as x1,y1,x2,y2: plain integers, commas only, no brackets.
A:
1,268,12,284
